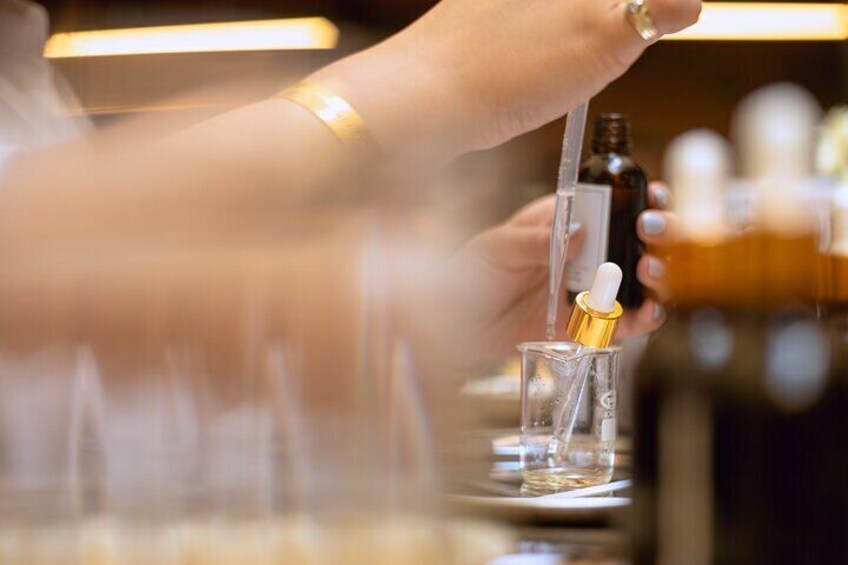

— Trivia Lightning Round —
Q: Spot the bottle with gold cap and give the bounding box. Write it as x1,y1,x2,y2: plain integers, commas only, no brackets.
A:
519,263,624,495
566,262,626,349
633,85,848,565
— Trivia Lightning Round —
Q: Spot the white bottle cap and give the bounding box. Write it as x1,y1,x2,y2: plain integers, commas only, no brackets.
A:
733,83,821,233
585,262,623,314
735,83,820,180
664,129,731,241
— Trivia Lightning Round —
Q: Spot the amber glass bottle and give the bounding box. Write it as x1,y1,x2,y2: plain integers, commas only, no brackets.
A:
578,115,648,308
634,230,845,565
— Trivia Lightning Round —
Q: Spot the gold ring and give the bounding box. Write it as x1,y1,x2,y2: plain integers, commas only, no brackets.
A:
625,0,659,41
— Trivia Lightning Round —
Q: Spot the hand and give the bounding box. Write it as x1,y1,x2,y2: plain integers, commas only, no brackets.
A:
635,181,679,306
313,0,700,157
448,194,582,358
452,182,674,361
620,181,678,336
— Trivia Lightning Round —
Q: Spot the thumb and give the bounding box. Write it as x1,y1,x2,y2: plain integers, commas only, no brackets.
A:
472,224,584,271
472,224,584,270
475,225,551,270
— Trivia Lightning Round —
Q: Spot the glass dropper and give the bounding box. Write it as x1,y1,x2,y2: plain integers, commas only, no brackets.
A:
546,101,589,339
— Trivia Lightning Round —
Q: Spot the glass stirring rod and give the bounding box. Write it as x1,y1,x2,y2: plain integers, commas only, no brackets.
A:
546,101,590,340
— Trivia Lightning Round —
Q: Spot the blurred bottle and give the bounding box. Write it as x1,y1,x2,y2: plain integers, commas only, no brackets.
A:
633,84,848,564
817,108,848,333
819,186,848,333
571,114,648,308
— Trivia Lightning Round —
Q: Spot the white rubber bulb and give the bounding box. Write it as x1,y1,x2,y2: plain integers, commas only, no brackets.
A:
585,262,623,314
734,83,821,234
734,82,820,180
664,129,731,240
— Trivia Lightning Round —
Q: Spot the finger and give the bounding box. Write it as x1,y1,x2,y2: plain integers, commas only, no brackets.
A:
510,194,556,227
648,182,672,210
470,212,585,271
637,210,680,247
499,220,586,269
617,299,666,340
651,0,702,36
566,226,585,260
637,254,669,300
475,225,552,269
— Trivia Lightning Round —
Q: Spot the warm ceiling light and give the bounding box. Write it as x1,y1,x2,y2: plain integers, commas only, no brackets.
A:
664,2,848,41
44,17,339,58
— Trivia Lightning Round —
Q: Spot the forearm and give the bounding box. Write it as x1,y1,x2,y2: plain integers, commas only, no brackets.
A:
310,0,688,156
0,98,351,250
0,0,698,249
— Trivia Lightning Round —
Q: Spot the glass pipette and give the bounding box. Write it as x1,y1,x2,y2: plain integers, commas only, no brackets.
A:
546,101,589,340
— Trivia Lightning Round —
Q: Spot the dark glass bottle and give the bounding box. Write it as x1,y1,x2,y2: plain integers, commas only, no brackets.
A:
578,114,648,308
634,303,848,565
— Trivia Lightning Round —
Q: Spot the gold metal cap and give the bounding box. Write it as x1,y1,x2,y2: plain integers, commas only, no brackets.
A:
566,292,624,349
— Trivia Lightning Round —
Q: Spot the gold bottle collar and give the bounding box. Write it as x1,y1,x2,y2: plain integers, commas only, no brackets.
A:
566,292,624,349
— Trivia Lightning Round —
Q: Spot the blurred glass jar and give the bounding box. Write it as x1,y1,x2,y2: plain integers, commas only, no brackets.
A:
518,342,620,496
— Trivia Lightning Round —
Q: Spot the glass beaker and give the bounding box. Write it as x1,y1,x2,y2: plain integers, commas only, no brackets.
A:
518,342,620,496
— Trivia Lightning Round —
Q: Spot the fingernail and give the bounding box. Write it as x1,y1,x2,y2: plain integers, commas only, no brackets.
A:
648,257,666,279
653,303,665,321
641,211,667,236
569,221,583,233
654,187,671,210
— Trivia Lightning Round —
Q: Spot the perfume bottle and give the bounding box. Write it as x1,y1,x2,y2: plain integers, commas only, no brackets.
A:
633,85,848,565
520,263,624,495
571,114,648,308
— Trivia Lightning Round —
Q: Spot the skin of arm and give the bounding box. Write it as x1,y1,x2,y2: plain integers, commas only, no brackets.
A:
0,0,699,248
0,0,698,373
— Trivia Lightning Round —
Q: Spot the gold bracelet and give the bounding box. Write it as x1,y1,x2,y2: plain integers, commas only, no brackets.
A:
278,82,380,157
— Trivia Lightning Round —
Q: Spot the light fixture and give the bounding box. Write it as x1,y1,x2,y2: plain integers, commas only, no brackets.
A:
665,2,848,41
44,17,339,59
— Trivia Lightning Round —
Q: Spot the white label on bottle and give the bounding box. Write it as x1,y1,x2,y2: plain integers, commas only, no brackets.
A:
601,417,617,443
566,182,612,293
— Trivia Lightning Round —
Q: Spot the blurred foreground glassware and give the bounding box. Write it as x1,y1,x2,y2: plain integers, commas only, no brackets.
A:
0,345,90,522
518,342,620,496
0,209,517,562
